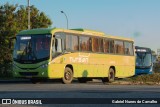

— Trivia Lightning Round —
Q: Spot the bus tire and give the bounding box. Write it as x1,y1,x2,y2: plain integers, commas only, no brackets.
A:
62,67,73,84
102,68,115,84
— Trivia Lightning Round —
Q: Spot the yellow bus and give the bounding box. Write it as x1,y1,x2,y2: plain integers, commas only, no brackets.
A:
13,28,135,84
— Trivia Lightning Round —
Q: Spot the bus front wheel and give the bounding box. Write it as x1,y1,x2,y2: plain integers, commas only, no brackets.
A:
62,67,73,84
102,68,115,84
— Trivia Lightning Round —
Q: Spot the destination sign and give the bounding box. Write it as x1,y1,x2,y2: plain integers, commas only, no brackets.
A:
20,37,31,40
135,49,147,52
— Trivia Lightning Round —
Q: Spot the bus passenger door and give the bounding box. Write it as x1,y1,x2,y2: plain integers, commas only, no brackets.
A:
49,35,64,78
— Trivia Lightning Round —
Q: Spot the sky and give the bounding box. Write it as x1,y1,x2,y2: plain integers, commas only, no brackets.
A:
1,0,160,52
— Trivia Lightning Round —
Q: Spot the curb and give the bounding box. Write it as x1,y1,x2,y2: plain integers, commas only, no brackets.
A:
0,79,30,83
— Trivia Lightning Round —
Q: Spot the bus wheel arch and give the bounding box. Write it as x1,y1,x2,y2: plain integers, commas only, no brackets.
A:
108,66,116,82
62,64,74,84
102,66,116,84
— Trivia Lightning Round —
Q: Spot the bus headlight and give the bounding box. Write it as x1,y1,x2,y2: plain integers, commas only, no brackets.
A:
14,71,17,75
150,67,153,72
42,72,44,75
40,63,48,68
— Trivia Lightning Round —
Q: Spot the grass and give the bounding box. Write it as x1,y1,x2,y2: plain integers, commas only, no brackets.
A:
117,71,160,85
128,73,160,84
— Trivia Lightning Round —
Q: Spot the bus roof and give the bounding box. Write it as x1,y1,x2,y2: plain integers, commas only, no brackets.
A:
135,46,151,53
135,46,151,50
17,28,133,42
17,28,55,35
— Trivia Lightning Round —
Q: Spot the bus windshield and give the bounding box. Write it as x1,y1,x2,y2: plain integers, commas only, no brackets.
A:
13,34,51,63
136,52,152,67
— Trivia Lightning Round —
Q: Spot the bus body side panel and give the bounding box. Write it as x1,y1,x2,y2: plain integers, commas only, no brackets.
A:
121,56,135,78
105,55,135,78
48,52,135,78
135,68,152,75
48,53,79,78
13,52,135,79
48,63,65,78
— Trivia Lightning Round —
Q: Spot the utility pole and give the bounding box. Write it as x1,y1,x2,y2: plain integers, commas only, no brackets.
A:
28,0,30,29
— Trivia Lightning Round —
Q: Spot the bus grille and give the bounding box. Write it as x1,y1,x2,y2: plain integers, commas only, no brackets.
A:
19,72,38,76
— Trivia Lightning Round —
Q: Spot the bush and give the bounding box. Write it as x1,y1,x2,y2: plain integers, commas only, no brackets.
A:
129,73,160,84
153,62,160,73
0,62,13,78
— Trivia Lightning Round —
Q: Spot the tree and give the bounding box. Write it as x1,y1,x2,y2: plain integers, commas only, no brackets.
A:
0,3,52,63
0,3,52,77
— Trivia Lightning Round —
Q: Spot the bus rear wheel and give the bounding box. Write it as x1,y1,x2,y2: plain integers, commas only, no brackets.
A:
62,67,73,84
102,68,115,84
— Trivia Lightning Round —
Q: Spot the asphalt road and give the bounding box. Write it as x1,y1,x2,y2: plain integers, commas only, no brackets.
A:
0,79,160,107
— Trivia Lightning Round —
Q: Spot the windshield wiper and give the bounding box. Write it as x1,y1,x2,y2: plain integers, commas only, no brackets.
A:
19,39,31,61
19,46,27,61
29,47,37,60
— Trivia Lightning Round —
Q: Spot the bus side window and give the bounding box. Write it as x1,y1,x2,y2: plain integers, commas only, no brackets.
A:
109,40,114,53
55,38,62,53
52,38,62,58
99,38,104,53
103,39,109,53
52,39,55,57
114,40,124,54
92,38,99,52
124,42,133,55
